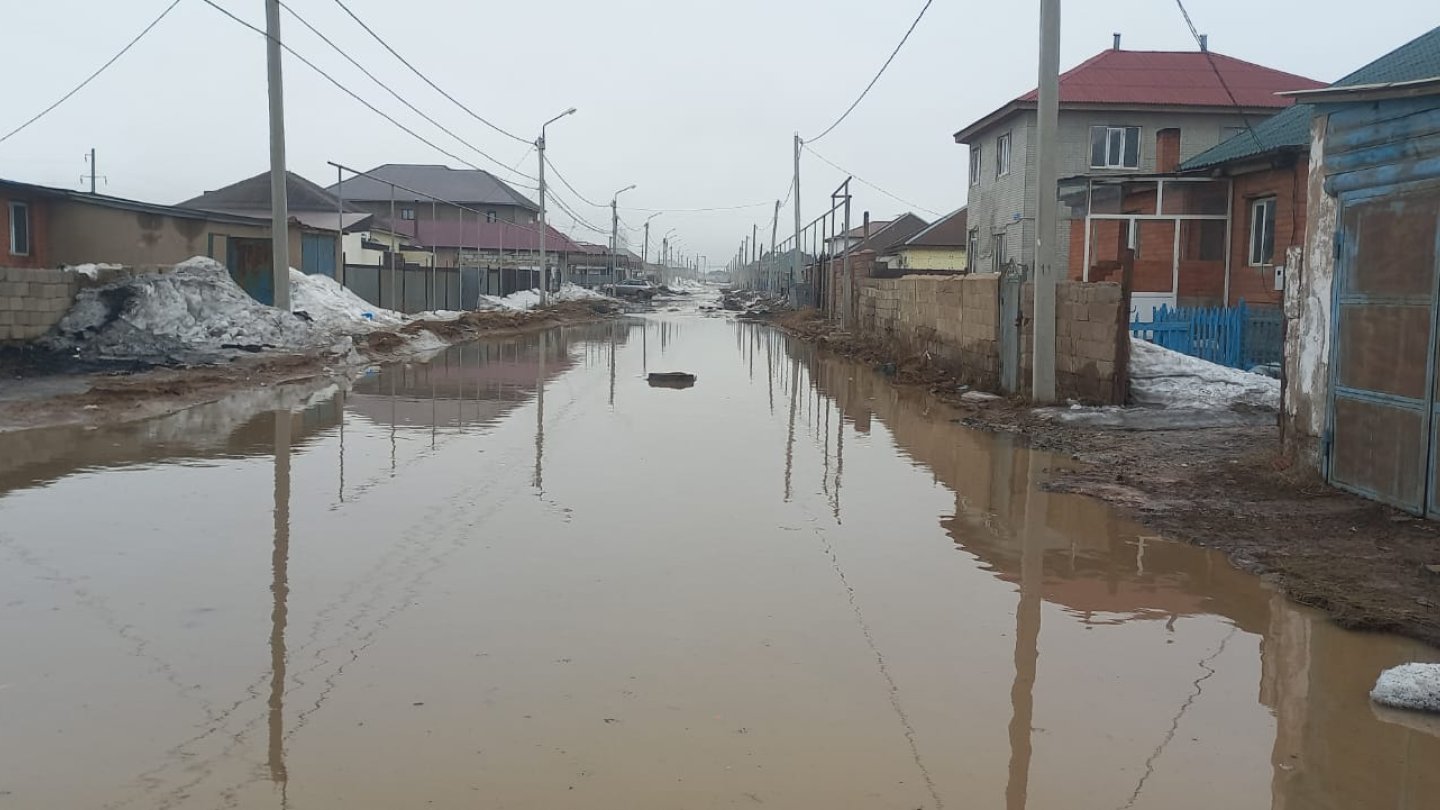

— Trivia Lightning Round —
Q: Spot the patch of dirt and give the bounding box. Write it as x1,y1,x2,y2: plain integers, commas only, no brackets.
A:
773,311,1440,649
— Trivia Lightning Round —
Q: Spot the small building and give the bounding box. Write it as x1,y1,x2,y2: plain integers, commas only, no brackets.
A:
327,164,540,232
180,171,363,287
954,34,1323,279
1280,27,1440,516
886,207,968,273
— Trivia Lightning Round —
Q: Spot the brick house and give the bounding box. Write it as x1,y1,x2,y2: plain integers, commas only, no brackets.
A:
2,184,50,267
953,34,1323,284
327,164,540,233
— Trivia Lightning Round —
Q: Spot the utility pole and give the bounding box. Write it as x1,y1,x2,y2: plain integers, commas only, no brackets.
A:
751,223,758,290
770,200,780,293
611,198,619,282
643,220,650,266
87,148,97,193
265,0,291,312
791,134,802,288
1032,0,1061,402
536,107,576,306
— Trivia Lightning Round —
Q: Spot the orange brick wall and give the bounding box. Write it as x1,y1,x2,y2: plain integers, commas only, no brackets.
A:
1,194,49,268
1227,163,1304,307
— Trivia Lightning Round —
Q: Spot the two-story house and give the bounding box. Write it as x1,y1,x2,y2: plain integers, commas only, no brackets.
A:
953,35,1322,282
327,164,540,236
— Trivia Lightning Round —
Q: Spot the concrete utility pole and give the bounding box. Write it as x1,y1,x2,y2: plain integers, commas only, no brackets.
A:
265,0,291,311
87,148,97,194
792,134,802,287
770,200,780,292
537,107,576,307
751,224,758,289
610,184,635,282
1031,0,1061,402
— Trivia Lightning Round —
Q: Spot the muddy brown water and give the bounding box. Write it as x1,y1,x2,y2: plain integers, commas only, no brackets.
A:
2,312,1438,809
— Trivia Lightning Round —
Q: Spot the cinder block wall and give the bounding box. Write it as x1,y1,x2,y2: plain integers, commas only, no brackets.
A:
855,274,1002,390
0,267,80,344
1020,281,1126,403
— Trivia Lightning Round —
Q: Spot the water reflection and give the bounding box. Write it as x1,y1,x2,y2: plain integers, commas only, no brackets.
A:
761,325,1440,810
1,315,1437,809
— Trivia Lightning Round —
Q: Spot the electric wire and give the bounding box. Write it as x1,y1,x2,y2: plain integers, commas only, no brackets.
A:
1172,0,1263,151
278,0,536,183
328,0,529,145
0,0,183,146
803,144,942,217
197,0,539,191
804,0,935,144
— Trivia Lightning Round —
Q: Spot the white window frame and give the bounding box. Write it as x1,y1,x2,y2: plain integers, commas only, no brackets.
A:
969,145,982,186
966,227,978,273
1090,125,1142,170
8,201,30,257
485,210,498,223
996,132,1012,177
400,207,416,221
1249,197,1277,266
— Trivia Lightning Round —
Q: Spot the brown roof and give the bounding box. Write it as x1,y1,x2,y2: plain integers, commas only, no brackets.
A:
903,207,968,248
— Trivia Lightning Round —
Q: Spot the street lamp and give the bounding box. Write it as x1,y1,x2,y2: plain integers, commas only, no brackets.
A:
537,106,577,306
642,212,662,268
610,184,636,282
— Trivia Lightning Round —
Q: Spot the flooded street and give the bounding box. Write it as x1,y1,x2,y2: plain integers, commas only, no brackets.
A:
2,308,1439,810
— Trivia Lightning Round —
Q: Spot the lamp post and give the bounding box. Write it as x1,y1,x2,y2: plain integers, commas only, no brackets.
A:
642,212,661,270
610,184,636,282
537,106,577,306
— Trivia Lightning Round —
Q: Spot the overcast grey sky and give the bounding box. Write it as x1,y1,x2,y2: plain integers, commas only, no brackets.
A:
2,0,1433,265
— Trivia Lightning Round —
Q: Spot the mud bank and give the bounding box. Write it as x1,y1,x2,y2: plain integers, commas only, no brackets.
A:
0,301,618,434
771,309,1440,648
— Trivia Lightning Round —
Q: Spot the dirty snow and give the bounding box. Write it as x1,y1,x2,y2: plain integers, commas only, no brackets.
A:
488,283,615,311
1129,337,1281,411
1371,663,1440,714
290,269,406,331
64,263,123,280
45,257,323,363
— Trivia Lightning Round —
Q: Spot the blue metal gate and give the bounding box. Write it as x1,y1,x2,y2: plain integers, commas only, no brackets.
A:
300,233,336,276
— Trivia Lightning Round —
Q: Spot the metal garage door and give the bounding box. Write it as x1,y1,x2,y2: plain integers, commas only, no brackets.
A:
1328,187,1440,513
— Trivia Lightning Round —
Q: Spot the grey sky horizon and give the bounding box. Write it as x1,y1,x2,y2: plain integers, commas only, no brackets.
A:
2,0,1433,267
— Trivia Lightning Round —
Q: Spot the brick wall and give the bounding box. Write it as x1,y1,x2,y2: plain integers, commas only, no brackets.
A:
1019,281,1128,403
0,266,80,343
856,275,1002,389
1229,163,1303,307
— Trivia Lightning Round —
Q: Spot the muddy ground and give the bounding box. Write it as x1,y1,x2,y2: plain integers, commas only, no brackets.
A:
0,301,619,434
773,309,1440,648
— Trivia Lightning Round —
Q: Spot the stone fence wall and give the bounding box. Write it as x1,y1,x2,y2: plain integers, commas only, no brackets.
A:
0,267,81,343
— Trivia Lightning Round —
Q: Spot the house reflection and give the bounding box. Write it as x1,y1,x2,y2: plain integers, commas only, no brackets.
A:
795,338,1440,810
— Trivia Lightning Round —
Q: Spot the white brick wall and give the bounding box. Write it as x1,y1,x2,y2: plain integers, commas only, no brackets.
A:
0,267,80,343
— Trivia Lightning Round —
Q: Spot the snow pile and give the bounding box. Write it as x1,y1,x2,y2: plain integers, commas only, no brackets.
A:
64,263,123,280
45,257,323,362
1371,663,1440,713
290,269,405,331
486,283,616,311
1129,337,1281,411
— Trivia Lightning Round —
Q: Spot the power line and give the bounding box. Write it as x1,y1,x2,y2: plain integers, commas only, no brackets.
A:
545,188,608,235
804,0,935,144
625,201,774,213
197,0,538,191
0,0,183,146
542,156,609,208
803,144,942,217
277,1,536,183
328,0,529,145
1172,0,1263,152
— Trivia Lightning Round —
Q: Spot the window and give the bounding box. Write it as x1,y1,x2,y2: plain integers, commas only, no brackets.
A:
8,202,29,256
1090,126,1142,169
993,233,1007,272
969,145,982,186
995,132,1012,177
400,207,416,221
1249,197,1277,265
485,210,498,223
966,227,978,273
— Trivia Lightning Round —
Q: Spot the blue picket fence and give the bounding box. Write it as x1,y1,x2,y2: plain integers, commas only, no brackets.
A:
1130,300,1283,370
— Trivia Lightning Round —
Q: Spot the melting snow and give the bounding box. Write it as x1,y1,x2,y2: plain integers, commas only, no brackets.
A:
1129,337,1281,411
1371,663,1440,714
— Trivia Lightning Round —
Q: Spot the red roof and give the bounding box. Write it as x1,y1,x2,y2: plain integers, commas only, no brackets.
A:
1019,49,1324,107
956,48,1324,141
409,220,588,253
